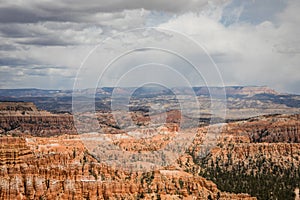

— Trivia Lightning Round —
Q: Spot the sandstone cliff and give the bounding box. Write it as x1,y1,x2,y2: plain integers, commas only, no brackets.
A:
1,102,299,199
0,102,76,136
184,114,300,200
0,135,255,200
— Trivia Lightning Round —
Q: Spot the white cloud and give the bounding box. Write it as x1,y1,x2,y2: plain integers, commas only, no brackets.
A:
158,0,300,93
0,0,299,94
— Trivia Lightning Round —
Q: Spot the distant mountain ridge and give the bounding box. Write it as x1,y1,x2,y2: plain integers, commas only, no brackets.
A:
0,86,299,119
0,86,281,97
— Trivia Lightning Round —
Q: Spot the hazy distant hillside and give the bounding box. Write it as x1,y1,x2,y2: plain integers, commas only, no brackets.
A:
0,86,280,98
0,86,299,120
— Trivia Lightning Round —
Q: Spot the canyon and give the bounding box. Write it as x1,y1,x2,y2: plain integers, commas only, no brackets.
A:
0,86,300,199
1,111,299,199
0,135,255,200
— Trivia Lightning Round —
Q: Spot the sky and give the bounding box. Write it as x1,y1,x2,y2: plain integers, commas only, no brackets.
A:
0,0,299,94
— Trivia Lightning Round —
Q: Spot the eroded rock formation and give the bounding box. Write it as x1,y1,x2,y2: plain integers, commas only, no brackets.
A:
0,135,255,200
0,102,76,136
1,102,299,199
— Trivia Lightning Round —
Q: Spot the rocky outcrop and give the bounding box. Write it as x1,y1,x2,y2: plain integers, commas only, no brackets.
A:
0,137,32,165
225,86,278,96
0,135,255,200
2,102,298,199
0,115,76,136
222,114,300,143
185,114,300,171
0,102,76,136
185,114,300,200
0,102,38,112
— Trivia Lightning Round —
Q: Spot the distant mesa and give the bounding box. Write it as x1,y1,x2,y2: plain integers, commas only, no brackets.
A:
0,101,38,112
0,101,76,137
193,86,278,97
225,86,278,96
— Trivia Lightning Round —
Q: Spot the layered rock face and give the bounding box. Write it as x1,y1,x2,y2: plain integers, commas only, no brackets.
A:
185,114,300,200
1,101,299,199
225,86,278,96
0,102,38,112
0,135,254,200
0,102,76,136
194,86,278,97
186,114,300,172
2,102,249,199
223,114,300,143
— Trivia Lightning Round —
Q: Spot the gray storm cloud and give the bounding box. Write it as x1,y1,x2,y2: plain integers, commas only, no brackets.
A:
0,0,299,93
